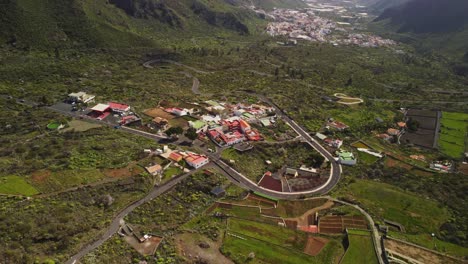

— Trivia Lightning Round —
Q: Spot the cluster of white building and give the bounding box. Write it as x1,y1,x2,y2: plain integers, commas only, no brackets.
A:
266,8,396,48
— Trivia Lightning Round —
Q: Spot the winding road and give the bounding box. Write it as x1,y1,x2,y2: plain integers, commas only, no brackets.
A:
65,170,198,264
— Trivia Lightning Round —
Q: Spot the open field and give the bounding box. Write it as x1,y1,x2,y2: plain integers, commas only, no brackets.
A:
341,232,378,264
0,175,39,196
142,108,175,120
401,109,438,149
343,180,449,234
438,112,468,158
62,120,102,132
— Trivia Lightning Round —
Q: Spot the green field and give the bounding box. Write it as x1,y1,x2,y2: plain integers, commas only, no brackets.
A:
357,151,380,165
228,218,307,250
344,180,449,234
341,233,378,264
438,112,468,158
0,175,39,196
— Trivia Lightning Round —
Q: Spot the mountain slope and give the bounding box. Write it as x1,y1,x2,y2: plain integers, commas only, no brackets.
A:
0,0,259,49
371,0,468,63
375,0,468,33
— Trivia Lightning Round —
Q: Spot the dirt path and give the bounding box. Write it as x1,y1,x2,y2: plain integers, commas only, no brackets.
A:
284,200,334,226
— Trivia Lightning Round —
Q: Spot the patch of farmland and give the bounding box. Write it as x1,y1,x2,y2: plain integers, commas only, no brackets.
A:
438,112,468,158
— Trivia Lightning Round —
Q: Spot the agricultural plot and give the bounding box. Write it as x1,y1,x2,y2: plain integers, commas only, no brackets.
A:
318,215,367,234
0,175,39,196
438,112,468,158
341,231,378,264
401,109,438,149
345,180,449,234
228,218,307,250
31,169,107,193
223,218,343,264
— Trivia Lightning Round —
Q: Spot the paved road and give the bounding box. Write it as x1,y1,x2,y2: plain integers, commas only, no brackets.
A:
65,169,198,264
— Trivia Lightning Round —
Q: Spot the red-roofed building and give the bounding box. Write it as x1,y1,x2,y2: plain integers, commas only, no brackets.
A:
165,107,188,116
397,122,406,128
120,115,140,125
108,102,130,113
387,128,400,136
185,153,209,169
328,121,349,131
169,152,183,162
239,119,251,133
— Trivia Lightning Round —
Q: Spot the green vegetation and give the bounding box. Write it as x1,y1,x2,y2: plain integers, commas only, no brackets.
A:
343,180,449,234
438,112,468,159
222,235,337,264
0,175,39,196
342,233,378,264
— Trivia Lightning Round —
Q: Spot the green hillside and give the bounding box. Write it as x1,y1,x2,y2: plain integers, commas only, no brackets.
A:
0,0,262,49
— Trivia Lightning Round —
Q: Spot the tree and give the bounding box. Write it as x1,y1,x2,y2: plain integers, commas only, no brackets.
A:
407,118,420,132
165,126,183,137
185,127,198,140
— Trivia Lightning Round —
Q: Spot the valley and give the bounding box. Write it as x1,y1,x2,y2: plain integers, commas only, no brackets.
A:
0,0,467,264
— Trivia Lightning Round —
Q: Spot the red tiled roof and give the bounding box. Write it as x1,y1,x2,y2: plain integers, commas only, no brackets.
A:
298,225,318,233
108,102,130,111
169,152,183,161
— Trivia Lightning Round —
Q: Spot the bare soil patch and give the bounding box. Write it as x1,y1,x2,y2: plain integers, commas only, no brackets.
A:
384,157,413,170
304,236,329,256
124,235,163,256
31,170,51,183
143,108,175,120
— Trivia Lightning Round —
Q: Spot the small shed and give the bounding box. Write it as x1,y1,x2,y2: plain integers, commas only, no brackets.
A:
211,186,226,198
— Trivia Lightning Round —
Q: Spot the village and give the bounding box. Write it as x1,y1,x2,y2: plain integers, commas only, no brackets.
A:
266,7,396,47
46,89,459,197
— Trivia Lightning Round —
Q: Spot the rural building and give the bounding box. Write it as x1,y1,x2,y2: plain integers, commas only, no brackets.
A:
336,150,357,166
68,92,95,104
145,164,162,176
89,103,111,120
152,117,168,130
324,138,343,148
120,115,140,126
211,186,226,197
285,168,299,177
165,107,188,116
387,128,401,136
397,122,406,128
184,153,209,169
169,152,183,162
316,132,328,140
108,102,130,114
328,121,349,131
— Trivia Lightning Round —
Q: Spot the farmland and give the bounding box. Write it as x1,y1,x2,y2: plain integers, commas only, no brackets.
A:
0,175,39,196
438,112,468,158
223,218,344,264
341,230,378,264
342,180,449,234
